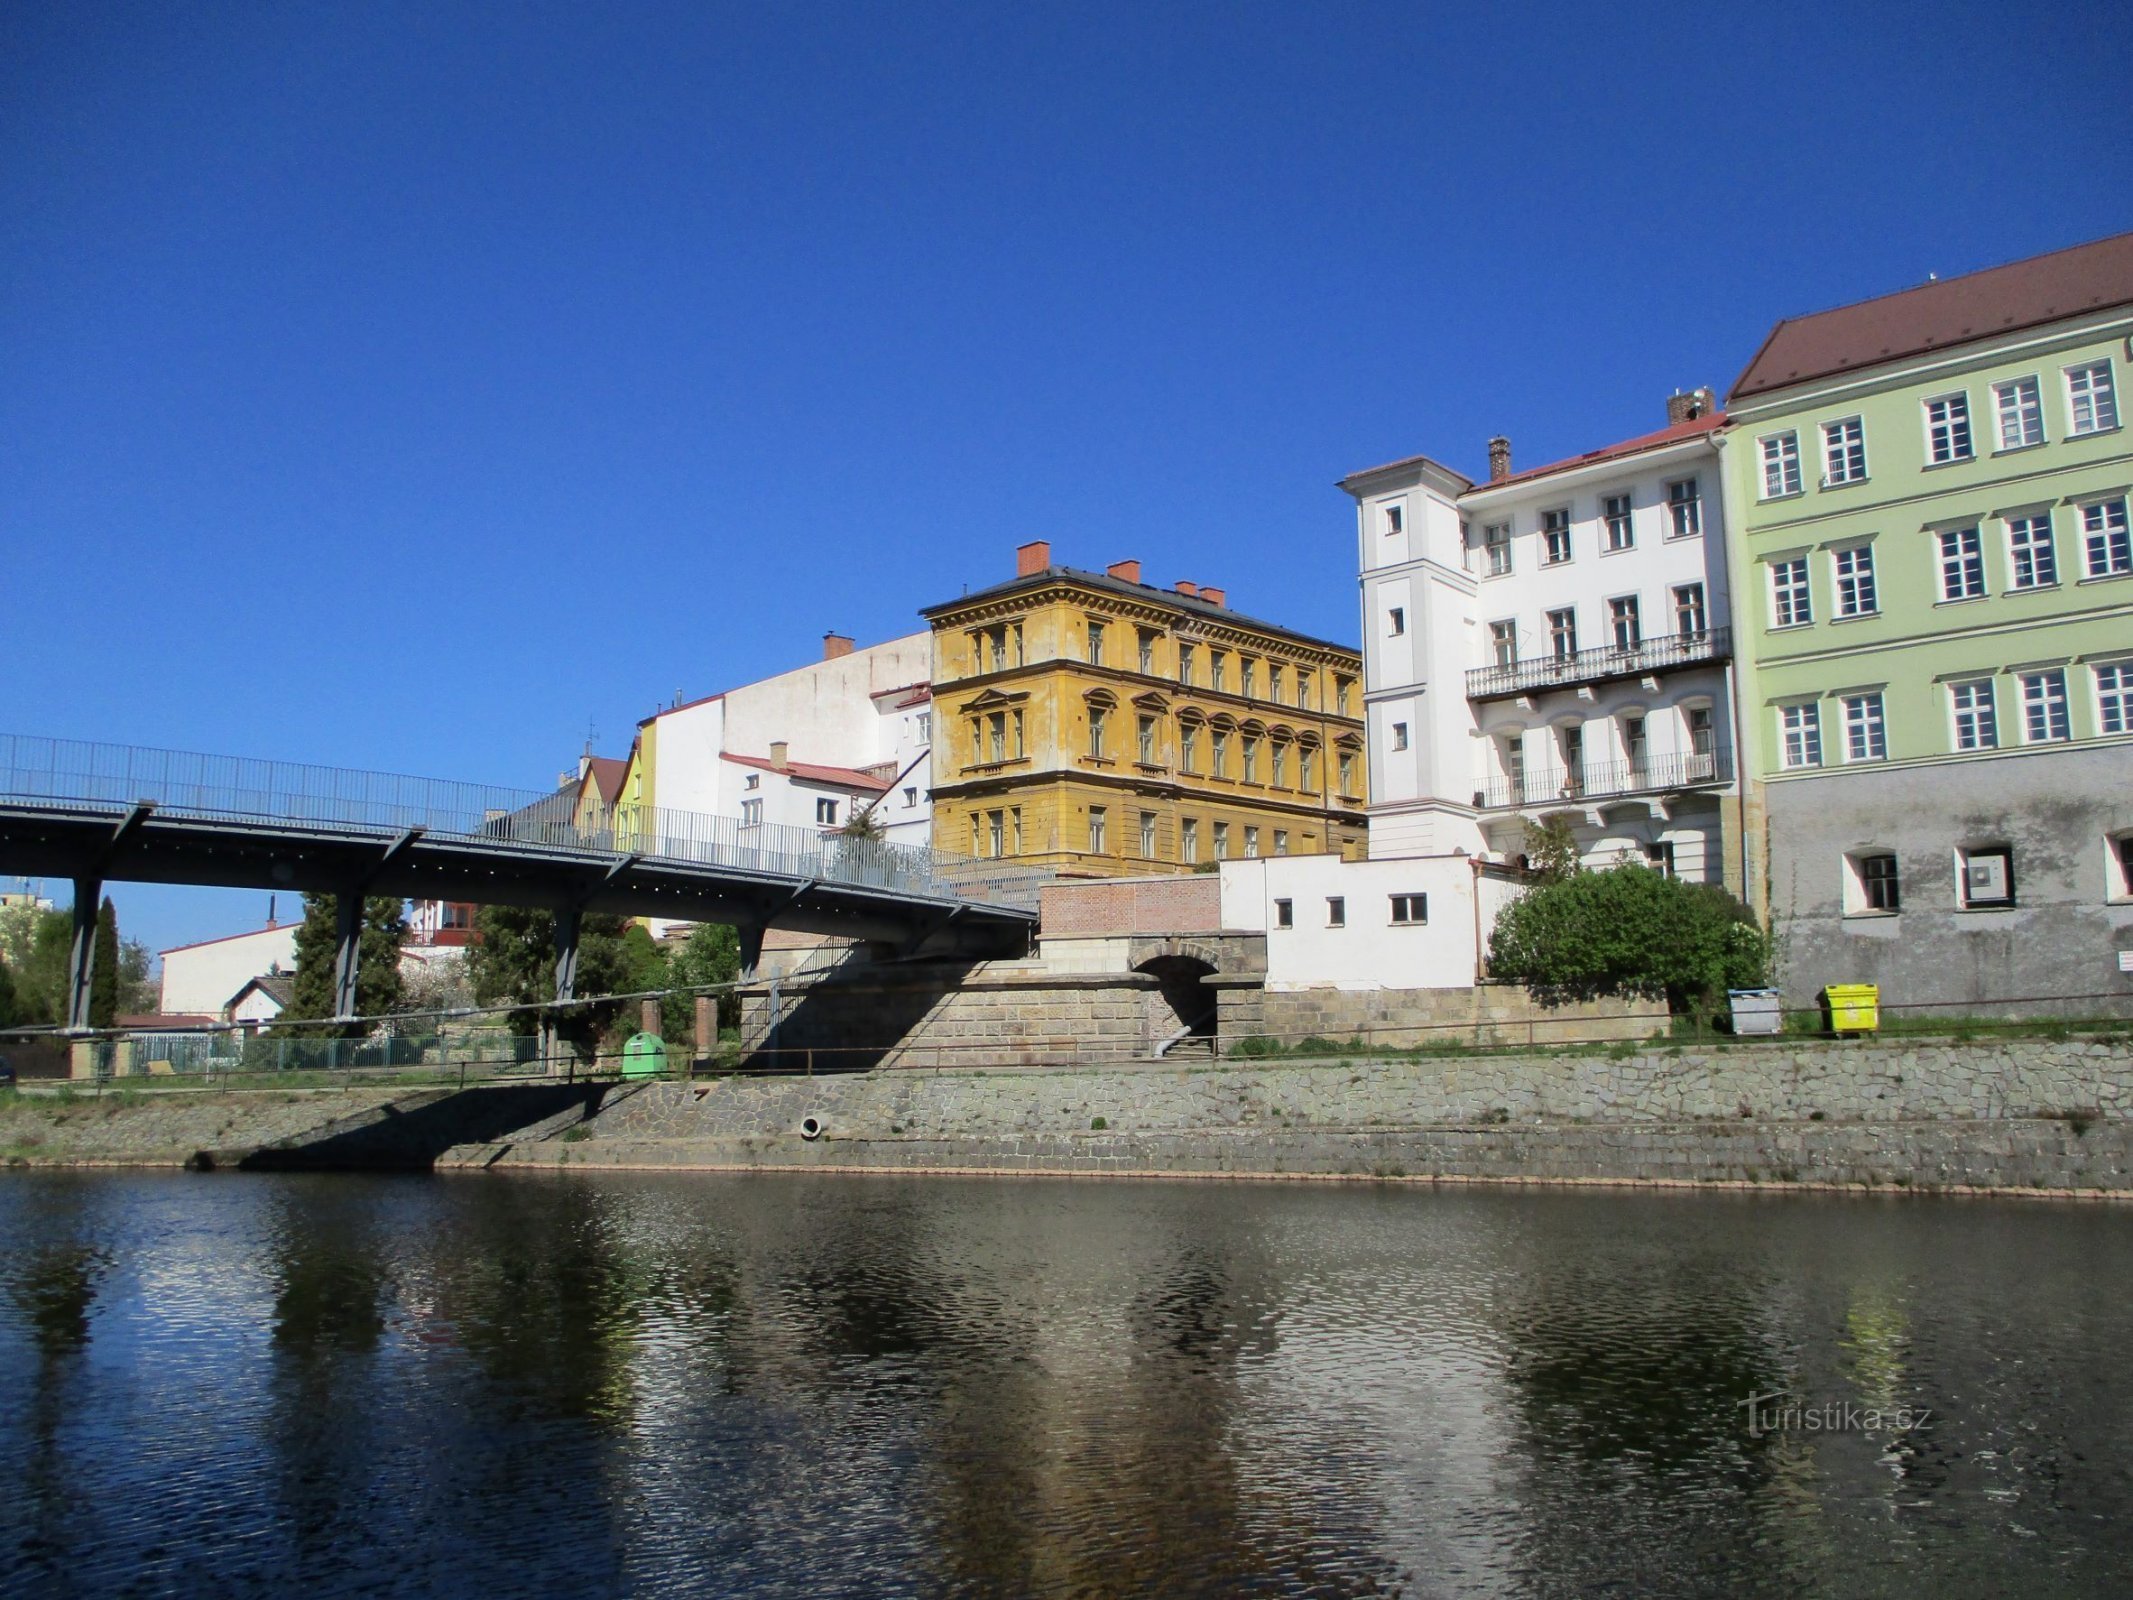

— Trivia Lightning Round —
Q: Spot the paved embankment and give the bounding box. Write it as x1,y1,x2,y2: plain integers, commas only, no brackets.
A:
474,1036,2133,1195
8,1036,2132,1193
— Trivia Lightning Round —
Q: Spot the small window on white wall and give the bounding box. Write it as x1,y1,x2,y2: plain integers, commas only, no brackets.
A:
1273,897,1294,929
1389,894,1427,925
1391,722,1409,751
1958,845,2015,908
1388,607,1406,636
1383,503,1404,536
2111,834,2133,900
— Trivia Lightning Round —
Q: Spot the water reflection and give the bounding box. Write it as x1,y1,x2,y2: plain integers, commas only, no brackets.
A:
2,1173,2132,1597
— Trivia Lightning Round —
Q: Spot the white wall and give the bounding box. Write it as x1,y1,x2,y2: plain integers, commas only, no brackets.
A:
1220,856,1481,991
720,634,931,766
160,925,297,1015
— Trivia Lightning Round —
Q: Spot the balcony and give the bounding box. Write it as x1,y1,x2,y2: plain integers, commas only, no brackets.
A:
1465,627,1731,702
1474,748,1733,811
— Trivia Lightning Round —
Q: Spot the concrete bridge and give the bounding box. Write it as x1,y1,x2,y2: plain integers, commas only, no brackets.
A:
0,733,1044,1031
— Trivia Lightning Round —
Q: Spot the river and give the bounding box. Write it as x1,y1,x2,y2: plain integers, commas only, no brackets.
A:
3,1170,2130,1597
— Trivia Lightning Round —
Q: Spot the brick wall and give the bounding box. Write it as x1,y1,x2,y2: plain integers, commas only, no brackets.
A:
1040,874,1223,936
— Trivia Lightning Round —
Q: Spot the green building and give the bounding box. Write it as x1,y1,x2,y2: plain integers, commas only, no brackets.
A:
1722,232,2133,1013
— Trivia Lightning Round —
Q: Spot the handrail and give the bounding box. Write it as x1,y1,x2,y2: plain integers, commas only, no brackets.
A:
1474,748,1733,810
1466,626,1731,701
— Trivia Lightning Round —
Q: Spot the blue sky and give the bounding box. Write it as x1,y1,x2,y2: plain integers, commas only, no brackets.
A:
5,0,2130,959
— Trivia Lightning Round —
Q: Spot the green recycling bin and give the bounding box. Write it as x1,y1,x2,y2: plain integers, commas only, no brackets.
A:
622,1031,668,1080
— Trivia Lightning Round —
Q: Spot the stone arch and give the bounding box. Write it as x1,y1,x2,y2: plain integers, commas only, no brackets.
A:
1133,948,1220,1051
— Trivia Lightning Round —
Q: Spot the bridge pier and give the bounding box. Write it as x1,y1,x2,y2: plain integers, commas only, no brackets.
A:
738,923,764,980
64,875,101,1032
332,890,363,1021
543,903,581,1070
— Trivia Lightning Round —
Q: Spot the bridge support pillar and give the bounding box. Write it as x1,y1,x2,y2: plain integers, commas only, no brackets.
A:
738,924,764,981
543,904,581,1071
332,890,363,1022
64,876,102,1033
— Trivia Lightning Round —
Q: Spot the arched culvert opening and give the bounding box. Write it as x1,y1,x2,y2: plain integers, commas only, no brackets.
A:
1135,954,1220,1057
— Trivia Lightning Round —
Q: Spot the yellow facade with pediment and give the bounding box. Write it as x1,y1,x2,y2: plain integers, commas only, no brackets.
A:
922,554,1368,876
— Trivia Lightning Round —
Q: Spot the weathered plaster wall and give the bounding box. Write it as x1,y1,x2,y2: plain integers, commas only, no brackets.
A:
1766,744,2133,1012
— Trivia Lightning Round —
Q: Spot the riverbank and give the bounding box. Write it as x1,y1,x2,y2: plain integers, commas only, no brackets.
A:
8,1034,2130,1194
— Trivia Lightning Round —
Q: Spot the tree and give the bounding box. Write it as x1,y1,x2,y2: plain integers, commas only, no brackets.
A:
0,951,19,1028
88,897,120,1028
1487,862,1770,1025
669,922,742,1037
1521,813,1584,883
466,903,635,1057
23,909,73,1025
116,937,156,1016
286,892,409,1032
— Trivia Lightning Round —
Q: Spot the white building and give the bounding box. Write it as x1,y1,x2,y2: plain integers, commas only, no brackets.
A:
1219,854,1520,991
159,922,298,1016
627,630,934,849
1340,390,1745,886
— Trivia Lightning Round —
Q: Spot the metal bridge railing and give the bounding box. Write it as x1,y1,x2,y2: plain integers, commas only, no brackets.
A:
0,734,1052,913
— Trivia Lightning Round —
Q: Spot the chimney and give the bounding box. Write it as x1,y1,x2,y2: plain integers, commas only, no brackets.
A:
1105,558,1142,584
1016,540,1051,577
1487,436,1512,482
1199,586,1226,608
769,741,789,771
1666,386,1717,426
822,631,854,660
1174,579,1200,598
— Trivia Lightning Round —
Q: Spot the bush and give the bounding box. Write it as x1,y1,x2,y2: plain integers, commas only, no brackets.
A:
1488,863,1769,1026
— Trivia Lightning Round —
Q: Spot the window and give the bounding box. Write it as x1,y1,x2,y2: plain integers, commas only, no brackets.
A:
1760,432,1802,498
1608,595,1641,651
1950,679,1997,750
1137,715,1157,764
986,711,1007,763
1856,853,1901,914
1603,493,1634,551
1242,735,1260,782
1559,725,1585,795
1490,620,1518,666
1180,724,1199,773
1391,721,1408,752
2081,498,2131,577
1822,417,1868,485
1388,607,1406,636
1338,750,1356,793
1460,520,1474,571
1244,826,1260,858
2067,360,2119,435
744,773,760,790
903,787,918,807
1240,658,1257,698
1960,845,2015,909
2114,834,2133,898
1547,607,1578,659
1088,706,1108,759
988,809,1006,858
1939,528,1986,600
1087,806,1108,854
1483,522,1511,575
2097,662,2133,736
916,712,931,742
1139,811,1157,858
1502,735,1527,801
1843,692,1887,761
1273,897,1293,929
741,798,763,826
2008,513,2057,589
1181,817,1199,862
1336,678,1353,716
1383,502,1404,536
1542,508,1572,565
1666,478,1702,539
1213,820,1230,859
1645,841,1675,877
1178,644,1195,686
816,797,839,826
985,627,1007,672
1326,896,1346,928
1687,706,1714,760
1300,747,1317,790
1211,728,1230,775
1925,393,1974,463
1771,558,1812,627
2020,668,2070,743
1674,582,1707,638
1267,664,1284,702
1270,741,1289,788
1087,621,1106,666
1833,545,1877,617
1138,631,1157,674
1623,715,1648,778
1780,702,1821,769
1210,651,1227,692
1273,829,1289,855
1994,376,2045,449
1296,674,1312,710
1389,893,1427,925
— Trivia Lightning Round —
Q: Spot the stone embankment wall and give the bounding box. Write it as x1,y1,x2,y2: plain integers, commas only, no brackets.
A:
0,1087,412,1167
494,1035,2133,1194
1222,985,1665,1049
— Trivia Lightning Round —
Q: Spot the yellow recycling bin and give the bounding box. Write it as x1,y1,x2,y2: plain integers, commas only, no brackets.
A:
1824,983,1880,1035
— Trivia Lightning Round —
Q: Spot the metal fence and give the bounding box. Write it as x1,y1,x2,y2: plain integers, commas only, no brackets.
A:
0,733,1052,913
1475,749,1735,810
1464,626,1732,701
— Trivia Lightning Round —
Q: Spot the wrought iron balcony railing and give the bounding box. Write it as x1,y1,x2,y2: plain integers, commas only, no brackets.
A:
1473,748,1733,810
1465,626,1731,701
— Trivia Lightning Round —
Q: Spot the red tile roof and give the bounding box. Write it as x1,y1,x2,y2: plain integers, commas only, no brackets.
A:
582,756,629,802
1463,411,1726,495
1731,231,2133,401
721,753,892,792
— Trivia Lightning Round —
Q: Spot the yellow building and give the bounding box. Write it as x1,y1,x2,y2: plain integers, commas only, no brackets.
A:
923,543,1368,876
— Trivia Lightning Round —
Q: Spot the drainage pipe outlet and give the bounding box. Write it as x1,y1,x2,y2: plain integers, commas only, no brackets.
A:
799,1115,825,1142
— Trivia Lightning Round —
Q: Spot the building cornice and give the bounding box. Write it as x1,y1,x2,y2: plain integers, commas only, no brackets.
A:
1457,433,1721,510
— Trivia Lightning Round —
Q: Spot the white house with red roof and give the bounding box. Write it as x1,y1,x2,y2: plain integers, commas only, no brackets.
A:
1337,388,1747,890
